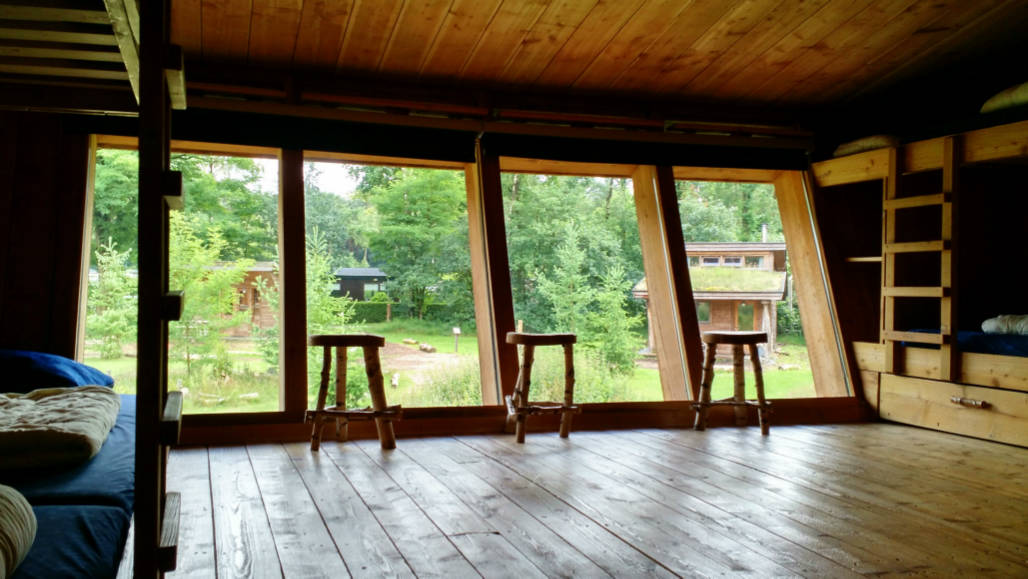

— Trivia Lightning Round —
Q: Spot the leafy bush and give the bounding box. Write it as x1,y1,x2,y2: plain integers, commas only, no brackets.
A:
352,301,389,323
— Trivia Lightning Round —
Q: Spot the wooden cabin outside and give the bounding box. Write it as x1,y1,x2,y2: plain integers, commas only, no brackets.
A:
2,1,1028,576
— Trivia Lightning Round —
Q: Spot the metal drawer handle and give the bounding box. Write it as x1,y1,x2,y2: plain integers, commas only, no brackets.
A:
950,396,990,409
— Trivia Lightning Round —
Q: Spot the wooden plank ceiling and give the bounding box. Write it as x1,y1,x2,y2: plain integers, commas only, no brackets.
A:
173,0,1028,108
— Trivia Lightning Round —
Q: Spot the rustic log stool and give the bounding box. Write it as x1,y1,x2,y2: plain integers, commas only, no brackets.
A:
305,334,402,450
505,332,581,443
692,331,772,435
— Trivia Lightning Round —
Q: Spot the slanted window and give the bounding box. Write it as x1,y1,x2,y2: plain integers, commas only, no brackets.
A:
724,256,742,267
745,255,764,269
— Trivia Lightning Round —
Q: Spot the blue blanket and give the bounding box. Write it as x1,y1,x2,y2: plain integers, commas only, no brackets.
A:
1,395,135,513
11,505,130,579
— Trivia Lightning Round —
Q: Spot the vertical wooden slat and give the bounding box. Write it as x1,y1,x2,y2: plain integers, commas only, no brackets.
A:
631,165,702,400
940,136,959,382
467,141,518,405
279,149,307,415
882,147,899,374
775,171,851,397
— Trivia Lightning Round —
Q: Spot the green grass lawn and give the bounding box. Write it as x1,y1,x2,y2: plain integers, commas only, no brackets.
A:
84,326,816,412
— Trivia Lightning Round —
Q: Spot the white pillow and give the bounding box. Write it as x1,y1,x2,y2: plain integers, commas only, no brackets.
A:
833,134,899,157
0,484,36,579
980,81,1028,114
981,314,1028,335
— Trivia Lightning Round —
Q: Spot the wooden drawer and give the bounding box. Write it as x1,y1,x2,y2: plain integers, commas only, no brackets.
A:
880,373,1028,447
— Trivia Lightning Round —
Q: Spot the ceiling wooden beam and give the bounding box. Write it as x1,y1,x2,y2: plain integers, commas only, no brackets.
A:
103,0,139,102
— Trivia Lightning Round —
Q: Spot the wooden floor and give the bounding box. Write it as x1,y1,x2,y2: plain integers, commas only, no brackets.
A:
160,424,1028,578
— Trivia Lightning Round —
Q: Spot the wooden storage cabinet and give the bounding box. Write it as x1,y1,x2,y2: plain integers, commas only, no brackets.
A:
880,374,1028,446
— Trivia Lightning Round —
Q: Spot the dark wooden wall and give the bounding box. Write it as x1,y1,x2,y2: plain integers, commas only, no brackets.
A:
0,111,91,358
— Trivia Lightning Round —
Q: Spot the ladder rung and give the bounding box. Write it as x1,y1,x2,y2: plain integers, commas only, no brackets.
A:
883,193,949,210
883,240,949,254
882,286,949,298
158,492,181,572
845,256,882,263
882,330,949,345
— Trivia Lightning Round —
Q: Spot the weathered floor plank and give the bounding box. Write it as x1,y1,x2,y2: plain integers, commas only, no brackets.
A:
167,424,1028,578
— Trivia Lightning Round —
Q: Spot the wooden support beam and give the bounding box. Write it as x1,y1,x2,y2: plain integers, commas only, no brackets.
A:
279,148,307,416
159,290,183,321
467,140,518,404
161,169,182,209
776,171,852,397
103,0,140,102
631,165,701,400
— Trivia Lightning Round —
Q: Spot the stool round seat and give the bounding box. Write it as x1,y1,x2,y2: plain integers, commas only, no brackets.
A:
506,332,576,346
701,331,767,345
309,333,385,348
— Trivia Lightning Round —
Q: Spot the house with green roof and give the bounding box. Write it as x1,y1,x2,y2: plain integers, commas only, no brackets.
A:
633,242,788,356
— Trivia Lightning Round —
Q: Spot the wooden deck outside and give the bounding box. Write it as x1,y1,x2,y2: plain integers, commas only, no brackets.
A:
152,424,1027,577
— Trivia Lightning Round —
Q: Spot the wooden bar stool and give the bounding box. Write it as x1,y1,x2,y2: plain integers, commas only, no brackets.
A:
305,334,402,450
505,332,581,443
692,331,772,435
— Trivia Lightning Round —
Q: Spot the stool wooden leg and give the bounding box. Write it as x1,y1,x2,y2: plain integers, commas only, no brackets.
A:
732,344,747,426
559,343,575,438
748,343,769,435
515,345,535,443
364,346,396,449
694,342,717,430
334,346,348,442
311,346,332,451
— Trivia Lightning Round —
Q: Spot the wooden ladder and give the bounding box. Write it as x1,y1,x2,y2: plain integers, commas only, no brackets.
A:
880,136,960,381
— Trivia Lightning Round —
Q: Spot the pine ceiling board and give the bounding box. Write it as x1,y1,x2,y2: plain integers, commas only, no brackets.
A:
171,0,204,57
378,0,452,75
336,0,404,73
848,0,1028,104
201,0,252,62
571,0,702,90
419,0,502,78
292,0,354,71
747,0,918,103
710,0,875,100
498,0,598,85
823,0,1011,104
248,0,302,66
777,0,959,103
614,0,781,94
533,0,646,87
680,0,832,97
459,0,548,80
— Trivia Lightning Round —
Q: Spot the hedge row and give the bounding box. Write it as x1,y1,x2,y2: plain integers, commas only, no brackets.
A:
351,301,389,323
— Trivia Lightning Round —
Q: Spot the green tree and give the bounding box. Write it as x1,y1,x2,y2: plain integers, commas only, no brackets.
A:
536,222,594,334
86,239,137,358
367,168,468,318
92,149,139,265
586,264,643,374
168,212,253,384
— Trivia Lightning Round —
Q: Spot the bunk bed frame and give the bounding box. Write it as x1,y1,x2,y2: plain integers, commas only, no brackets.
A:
811,120,1028,447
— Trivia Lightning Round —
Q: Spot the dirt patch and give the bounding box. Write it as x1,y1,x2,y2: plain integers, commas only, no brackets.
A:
378,341,466,386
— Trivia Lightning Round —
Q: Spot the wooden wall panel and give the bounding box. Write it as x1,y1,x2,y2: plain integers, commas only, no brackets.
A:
0,112,90,358
292,0,354,70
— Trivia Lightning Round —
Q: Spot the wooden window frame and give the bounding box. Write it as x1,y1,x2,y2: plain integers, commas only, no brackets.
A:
92,136,862,442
